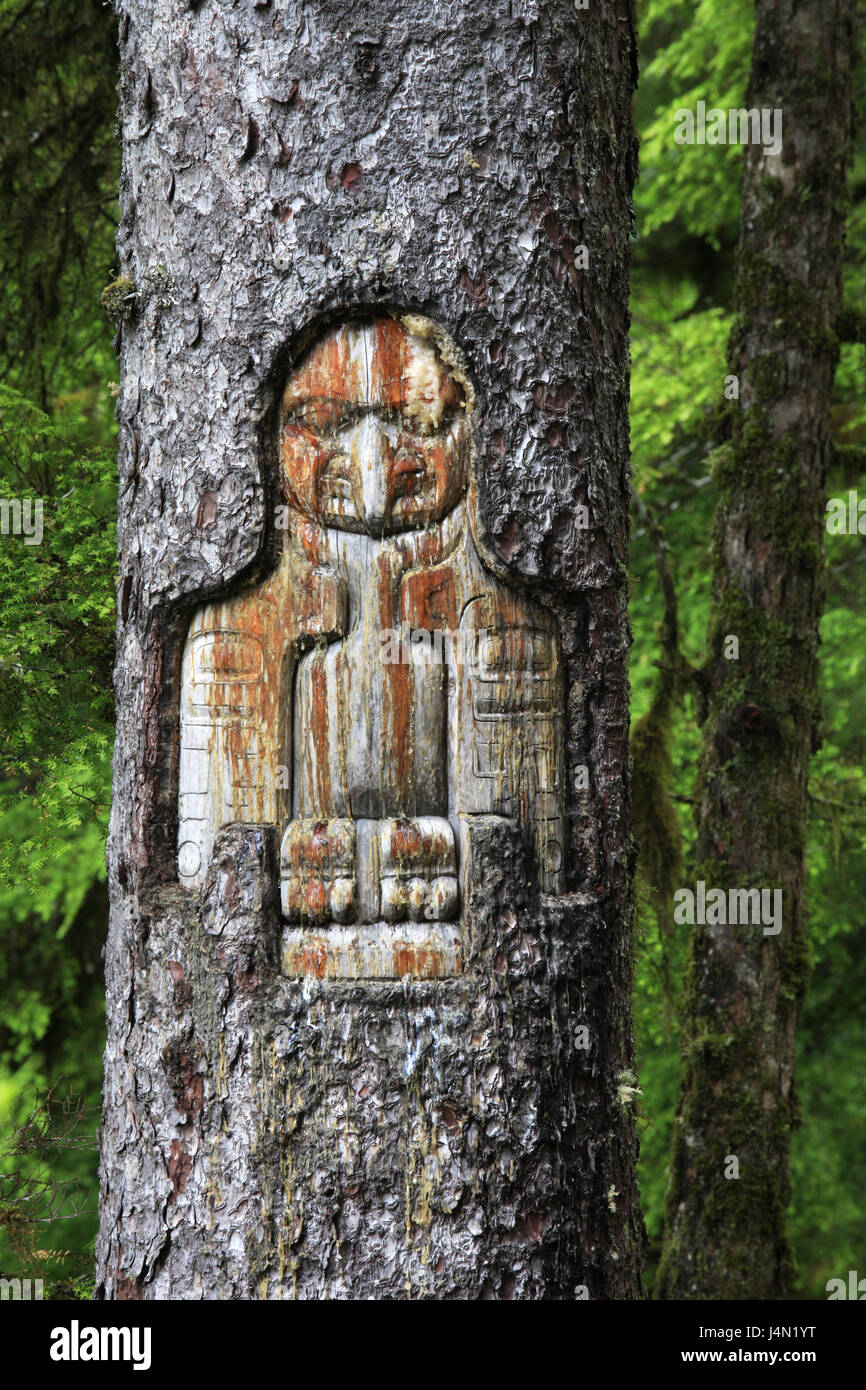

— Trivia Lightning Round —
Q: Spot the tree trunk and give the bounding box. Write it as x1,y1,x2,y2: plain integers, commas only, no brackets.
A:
97,0,641,1300
656,0,856,1300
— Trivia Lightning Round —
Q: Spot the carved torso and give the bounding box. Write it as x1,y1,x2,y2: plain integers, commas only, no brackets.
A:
177,315,565,974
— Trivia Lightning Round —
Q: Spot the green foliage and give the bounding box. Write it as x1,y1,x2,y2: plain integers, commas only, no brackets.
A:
0,0,118,1280
0,1079,98,1295
0,384,114,1276
632,0,866,1298
636,0,753,246
0,385,115,928
0,0,119,403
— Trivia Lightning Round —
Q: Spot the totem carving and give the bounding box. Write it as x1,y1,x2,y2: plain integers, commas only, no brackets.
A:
178,314,565,977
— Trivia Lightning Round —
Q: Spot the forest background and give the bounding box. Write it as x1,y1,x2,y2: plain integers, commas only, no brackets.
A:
0,0,863,1298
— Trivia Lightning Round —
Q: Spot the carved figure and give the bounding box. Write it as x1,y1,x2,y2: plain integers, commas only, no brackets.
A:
178,314,564,970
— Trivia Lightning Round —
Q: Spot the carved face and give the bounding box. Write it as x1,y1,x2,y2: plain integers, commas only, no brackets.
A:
280,317,470,537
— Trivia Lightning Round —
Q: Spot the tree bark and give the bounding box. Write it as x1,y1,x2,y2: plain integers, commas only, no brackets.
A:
656,0,856,1300
97,0,641,1300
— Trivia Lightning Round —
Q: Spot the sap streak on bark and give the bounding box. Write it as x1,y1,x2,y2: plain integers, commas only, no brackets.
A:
98,0,641,1298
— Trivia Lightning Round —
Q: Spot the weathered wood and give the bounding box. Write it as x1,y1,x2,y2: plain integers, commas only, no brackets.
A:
179,315,565,977
97,0,641,1299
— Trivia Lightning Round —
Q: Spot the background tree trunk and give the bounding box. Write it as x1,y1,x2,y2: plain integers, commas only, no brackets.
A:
656,0,857,1300
96,0,641,1300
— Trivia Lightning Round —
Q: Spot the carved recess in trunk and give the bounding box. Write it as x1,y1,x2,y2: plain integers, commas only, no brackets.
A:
177,313,565,977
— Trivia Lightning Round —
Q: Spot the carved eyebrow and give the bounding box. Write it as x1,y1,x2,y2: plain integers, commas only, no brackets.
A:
283,397,363,433
283,393,465,427
284,395,349,415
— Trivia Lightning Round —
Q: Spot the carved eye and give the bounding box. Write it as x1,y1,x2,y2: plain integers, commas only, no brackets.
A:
392,458,428,497
288,398,346,433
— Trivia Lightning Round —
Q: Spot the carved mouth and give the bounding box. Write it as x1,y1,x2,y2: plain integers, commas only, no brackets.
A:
315,456,444,535
389,460,430,511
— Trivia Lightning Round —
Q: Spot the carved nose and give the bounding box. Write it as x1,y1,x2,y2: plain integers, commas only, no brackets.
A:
351,414,394,538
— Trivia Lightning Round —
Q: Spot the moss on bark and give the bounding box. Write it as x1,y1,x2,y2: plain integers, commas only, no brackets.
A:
656,0,857,1301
